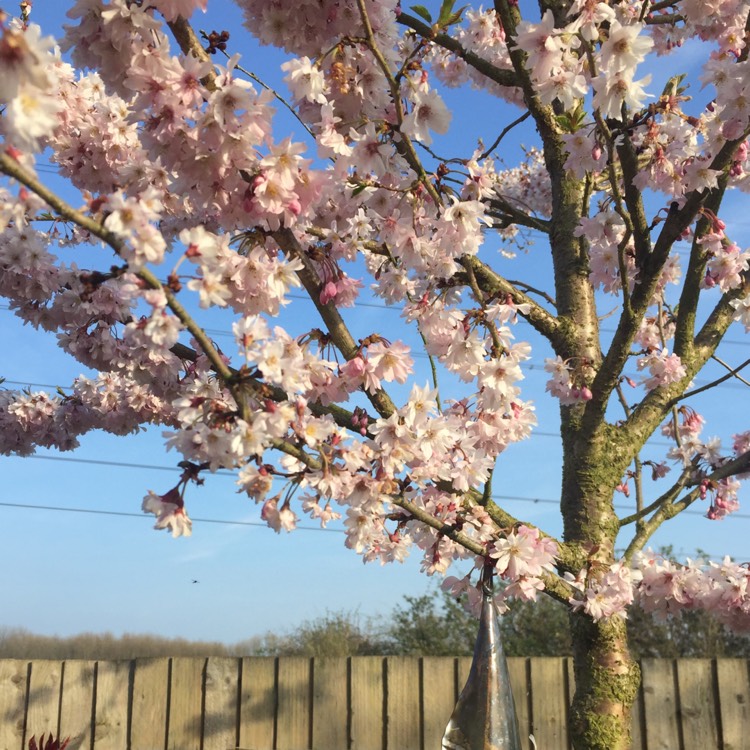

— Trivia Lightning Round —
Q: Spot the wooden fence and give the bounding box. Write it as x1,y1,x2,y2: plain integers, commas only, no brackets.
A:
1,656,748,750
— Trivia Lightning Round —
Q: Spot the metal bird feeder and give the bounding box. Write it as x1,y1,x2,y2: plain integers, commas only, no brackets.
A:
442,582,523,750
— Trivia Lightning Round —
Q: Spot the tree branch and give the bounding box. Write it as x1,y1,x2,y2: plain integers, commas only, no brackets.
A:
618,464,693,528
458,255,562,344
585,130,750,436
486,196,551,233
480,111,532,159
394,496,576,603
396,11,520,89
622,450,750,562
272,227,397,419
0,152,238,398
169,342,376,436
355,0,443,207
166,16,216,89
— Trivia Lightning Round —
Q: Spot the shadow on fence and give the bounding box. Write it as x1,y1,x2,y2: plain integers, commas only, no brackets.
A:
0,656,748,750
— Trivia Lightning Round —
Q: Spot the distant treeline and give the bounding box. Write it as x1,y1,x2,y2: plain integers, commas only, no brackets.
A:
0,626,239,660
3,585,750,660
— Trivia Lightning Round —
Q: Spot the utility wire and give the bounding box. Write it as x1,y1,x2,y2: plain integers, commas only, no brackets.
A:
4,455,750,520
4,427,677,463
0,500,343,533
0,501,746,561
3,300,750,348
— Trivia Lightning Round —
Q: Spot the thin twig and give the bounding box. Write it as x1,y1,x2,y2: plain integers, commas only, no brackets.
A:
355,0,443,207
273,227,397,419
673,357,750,403
212,43,316,140
622,450,750,561
480,111,531,160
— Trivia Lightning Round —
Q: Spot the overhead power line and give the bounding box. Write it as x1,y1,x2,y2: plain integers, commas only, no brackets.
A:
10,428,683,482
0,500,342,533
4,455,750,521
0,501,746,562
3,297,750,347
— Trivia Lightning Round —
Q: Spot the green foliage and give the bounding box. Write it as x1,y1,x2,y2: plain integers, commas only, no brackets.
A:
626,606,750,659
500,597,573,656
410,5,432,22
246,611,384,657
380,591,477,656
436,0,468,29
409,1,467,29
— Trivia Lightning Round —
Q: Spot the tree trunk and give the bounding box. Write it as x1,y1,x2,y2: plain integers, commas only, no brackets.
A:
560,422,640,749
569,612,641,750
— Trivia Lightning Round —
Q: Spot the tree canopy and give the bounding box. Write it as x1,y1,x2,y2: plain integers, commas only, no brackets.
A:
2,1,750,747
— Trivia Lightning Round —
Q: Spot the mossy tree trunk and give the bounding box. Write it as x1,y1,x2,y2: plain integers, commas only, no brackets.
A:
568,614,641,750
558,403,642,749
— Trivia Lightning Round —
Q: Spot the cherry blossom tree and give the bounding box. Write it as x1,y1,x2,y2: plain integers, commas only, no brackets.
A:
1,0,750,747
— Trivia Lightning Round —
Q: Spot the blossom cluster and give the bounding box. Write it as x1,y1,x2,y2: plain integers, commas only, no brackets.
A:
568,562,638,621
544,356,592,405
635,550,750,632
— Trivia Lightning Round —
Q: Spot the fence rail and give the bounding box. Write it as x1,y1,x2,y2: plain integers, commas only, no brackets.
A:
1,656,748,750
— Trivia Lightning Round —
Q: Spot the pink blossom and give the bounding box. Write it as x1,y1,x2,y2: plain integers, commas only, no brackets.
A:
282,56,328,104
142,489,192,538
401,86,452,146
637,349,687,390
490,525,558,581
599,22,653,74
513,11,565,81
592,68,652,119
0,22,57,101
149,0,207,22
261,495,298,533
365,340,413,384
544,356,593,405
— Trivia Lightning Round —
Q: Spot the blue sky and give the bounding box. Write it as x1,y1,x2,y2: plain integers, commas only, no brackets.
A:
1,1,750,644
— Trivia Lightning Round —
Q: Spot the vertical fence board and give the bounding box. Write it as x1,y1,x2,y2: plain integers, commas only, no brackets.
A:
131,658,169,749
421,657,456,750
677,659,719,750
456,657,472,694
276,657,311,750
529,658,568,750
641,658,681,750
350,656,383,750
0,660,28,750
168,657,204,750
25,660,61,742
385,657,420,750
238,657,276,750
717,659,750,750
92,660,130,750
630,663,645,750
311,658,348,750
203,657,239,750
508,657,532,750
59,660,95,750
565,657,576,750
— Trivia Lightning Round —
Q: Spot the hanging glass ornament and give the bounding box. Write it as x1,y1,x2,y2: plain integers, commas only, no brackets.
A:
442,582,523,750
